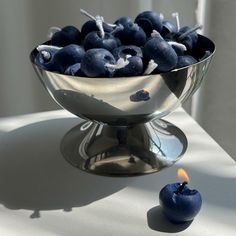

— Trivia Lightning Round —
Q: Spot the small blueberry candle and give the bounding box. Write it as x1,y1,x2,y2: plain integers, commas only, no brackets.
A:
159,168,202,224
135,88,150,101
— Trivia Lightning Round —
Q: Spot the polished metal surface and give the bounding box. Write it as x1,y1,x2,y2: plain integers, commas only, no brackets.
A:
30,35,215,126
60,119,187,176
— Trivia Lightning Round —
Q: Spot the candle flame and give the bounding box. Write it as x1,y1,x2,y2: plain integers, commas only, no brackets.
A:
177,168,190,182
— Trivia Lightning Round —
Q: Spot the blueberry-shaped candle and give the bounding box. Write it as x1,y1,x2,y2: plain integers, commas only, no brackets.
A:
159,168,202,224
136,88,150,100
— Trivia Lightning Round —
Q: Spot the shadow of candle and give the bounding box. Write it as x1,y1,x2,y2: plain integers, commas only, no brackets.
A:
147,205,192,233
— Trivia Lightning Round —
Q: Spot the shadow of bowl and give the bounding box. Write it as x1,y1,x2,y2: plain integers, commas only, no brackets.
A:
0,117,131,216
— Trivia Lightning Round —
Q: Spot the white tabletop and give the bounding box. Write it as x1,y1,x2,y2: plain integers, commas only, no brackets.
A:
0,108,235,236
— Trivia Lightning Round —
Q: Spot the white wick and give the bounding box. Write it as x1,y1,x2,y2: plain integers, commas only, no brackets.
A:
80,8,116,28
143,60,158,75
105,58,130,71
80,9,96,21
151,30,164,40
160,13,164,21
41,51,51,60
106,22,117,28
36,45,62,51
178,24,203,41
167,41,187,51
172,12,180,31
132,23,139,31
48,26,61,39
80,9,109,38
95,15,105,38
111,24,124,35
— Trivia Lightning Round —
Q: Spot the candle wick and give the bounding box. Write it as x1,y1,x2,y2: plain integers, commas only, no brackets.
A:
151,30,164,40
111,24,124,35
172,12,180,31
178,24,202,41
36,45,62,51
167,41,187,51
80,9,105,38
105,57,130,71
95,15,105,38
159,13,164,21
143,59,158,75
47,26,61,39
176,181,188,194
80,9,96,21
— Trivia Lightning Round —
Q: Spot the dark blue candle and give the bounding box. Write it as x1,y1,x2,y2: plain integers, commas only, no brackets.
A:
135,89,150,101
159,169,202,224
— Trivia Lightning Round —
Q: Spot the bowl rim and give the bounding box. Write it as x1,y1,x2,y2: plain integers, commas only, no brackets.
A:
30,34,216,80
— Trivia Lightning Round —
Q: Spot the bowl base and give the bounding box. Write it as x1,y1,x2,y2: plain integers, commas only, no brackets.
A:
60,119,188,177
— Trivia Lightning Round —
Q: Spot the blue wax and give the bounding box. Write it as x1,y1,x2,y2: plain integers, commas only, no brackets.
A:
135,89,150,101
159,182,202,224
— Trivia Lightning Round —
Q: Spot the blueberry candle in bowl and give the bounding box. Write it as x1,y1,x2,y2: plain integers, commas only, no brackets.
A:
159,168,202,224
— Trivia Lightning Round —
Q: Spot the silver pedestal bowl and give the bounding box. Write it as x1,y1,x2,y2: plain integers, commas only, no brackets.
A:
30,35,215,176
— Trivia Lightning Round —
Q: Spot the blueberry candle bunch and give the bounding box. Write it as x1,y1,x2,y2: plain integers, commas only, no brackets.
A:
35,9,211,77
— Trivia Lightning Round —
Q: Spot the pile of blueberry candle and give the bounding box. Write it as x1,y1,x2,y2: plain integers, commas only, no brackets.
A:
35,9,211,77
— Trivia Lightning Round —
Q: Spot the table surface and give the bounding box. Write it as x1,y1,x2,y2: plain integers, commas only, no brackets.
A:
0,108,235,236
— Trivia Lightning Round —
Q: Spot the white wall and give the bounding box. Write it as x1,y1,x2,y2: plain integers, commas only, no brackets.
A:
0,0,43,116
199,0,236,159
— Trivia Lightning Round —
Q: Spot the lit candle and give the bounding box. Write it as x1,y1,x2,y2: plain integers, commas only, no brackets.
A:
134,88,150,101
159,168,202,224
